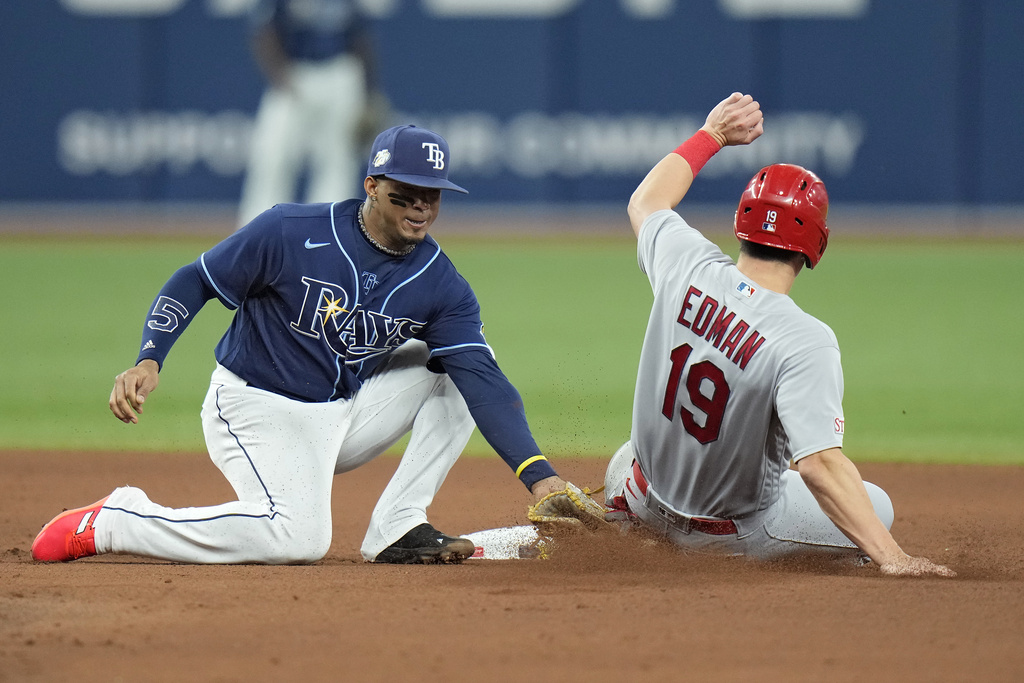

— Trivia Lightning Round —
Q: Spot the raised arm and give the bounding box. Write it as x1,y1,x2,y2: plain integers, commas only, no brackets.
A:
627,92,765,236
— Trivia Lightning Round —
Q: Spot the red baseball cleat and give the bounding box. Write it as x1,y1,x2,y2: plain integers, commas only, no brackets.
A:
31,496,110,562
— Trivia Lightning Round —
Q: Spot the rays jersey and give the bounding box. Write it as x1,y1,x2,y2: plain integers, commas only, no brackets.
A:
632,210,845,520
138,200,488,403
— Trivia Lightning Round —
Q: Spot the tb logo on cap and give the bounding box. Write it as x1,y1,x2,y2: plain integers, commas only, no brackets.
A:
422,142,445,170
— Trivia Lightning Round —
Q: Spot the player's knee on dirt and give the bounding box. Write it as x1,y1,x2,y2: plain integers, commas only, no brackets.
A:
261,520,333,564
864,481,894,530
604,441,635,499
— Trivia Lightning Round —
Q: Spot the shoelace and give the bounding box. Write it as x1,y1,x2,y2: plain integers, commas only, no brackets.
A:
66,529,95,560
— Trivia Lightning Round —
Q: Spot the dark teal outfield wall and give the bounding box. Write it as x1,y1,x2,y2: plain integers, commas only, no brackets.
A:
1,0,1019,206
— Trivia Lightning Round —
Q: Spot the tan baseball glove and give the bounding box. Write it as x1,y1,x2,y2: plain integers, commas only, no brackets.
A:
527,482,612,533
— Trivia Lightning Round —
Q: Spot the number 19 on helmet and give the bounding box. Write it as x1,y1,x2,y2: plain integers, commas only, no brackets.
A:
733,164,830,269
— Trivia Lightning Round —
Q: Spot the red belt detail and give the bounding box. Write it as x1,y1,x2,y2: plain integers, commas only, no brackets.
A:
631,459,649,496
631,460,737,536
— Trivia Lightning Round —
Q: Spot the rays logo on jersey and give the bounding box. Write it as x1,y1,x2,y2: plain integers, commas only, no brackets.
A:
289,276,424,363
737,281,757,298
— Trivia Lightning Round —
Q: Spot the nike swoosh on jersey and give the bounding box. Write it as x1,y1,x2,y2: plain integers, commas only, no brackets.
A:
304,239,331,249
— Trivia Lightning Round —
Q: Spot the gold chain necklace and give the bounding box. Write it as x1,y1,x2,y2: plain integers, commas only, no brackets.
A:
357,202,415,257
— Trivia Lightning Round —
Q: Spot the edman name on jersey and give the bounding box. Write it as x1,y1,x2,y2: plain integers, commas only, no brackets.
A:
677,285,766,370
289,276,424,363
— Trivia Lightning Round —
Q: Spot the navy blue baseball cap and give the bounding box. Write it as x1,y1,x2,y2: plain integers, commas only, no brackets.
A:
366,125,468,194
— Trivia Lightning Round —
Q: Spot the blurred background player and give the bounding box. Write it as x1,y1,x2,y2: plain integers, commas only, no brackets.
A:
604,93,954,577
237,0,389,227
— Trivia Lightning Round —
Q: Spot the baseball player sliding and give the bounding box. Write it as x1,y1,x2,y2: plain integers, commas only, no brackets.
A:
603,93,954,577
32,125,578,565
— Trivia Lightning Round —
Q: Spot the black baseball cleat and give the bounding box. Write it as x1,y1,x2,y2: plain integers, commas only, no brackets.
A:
373,523,475,564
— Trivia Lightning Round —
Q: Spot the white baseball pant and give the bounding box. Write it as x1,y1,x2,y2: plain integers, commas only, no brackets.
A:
93,341,474,563
604,441,894,560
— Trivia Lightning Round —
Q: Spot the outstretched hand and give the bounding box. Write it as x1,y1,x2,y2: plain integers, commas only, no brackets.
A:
529,475,568,504
109,359,160,424
879,553,957,578
702,92,764,147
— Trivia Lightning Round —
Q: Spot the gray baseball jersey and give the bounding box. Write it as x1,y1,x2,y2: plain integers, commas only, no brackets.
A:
632,210,845,521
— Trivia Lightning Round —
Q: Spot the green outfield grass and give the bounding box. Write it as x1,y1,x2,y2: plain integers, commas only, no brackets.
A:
1,233,1021,465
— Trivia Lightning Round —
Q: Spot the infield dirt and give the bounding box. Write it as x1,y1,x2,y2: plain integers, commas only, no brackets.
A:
2,451,1022,682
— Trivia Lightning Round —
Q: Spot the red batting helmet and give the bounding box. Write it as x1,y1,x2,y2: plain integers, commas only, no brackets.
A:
734,164,829,269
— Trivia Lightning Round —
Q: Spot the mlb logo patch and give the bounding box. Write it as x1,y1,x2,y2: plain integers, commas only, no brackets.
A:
737,281,756,298
761,222,777,233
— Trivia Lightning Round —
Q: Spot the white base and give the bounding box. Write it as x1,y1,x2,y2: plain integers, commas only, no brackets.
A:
463,525,546,560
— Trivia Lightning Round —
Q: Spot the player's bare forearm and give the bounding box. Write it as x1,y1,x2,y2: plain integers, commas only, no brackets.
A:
628,93,764,236
352,31,379,89
796,449,898,559
627,154,694,235
251,27,292,90
797,449,955,577
109,359,160,425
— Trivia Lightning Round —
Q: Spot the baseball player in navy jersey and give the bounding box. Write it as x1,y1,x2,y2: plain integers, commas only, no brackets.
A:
32,124,572,565
603,93,954,577
238,0,383,227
